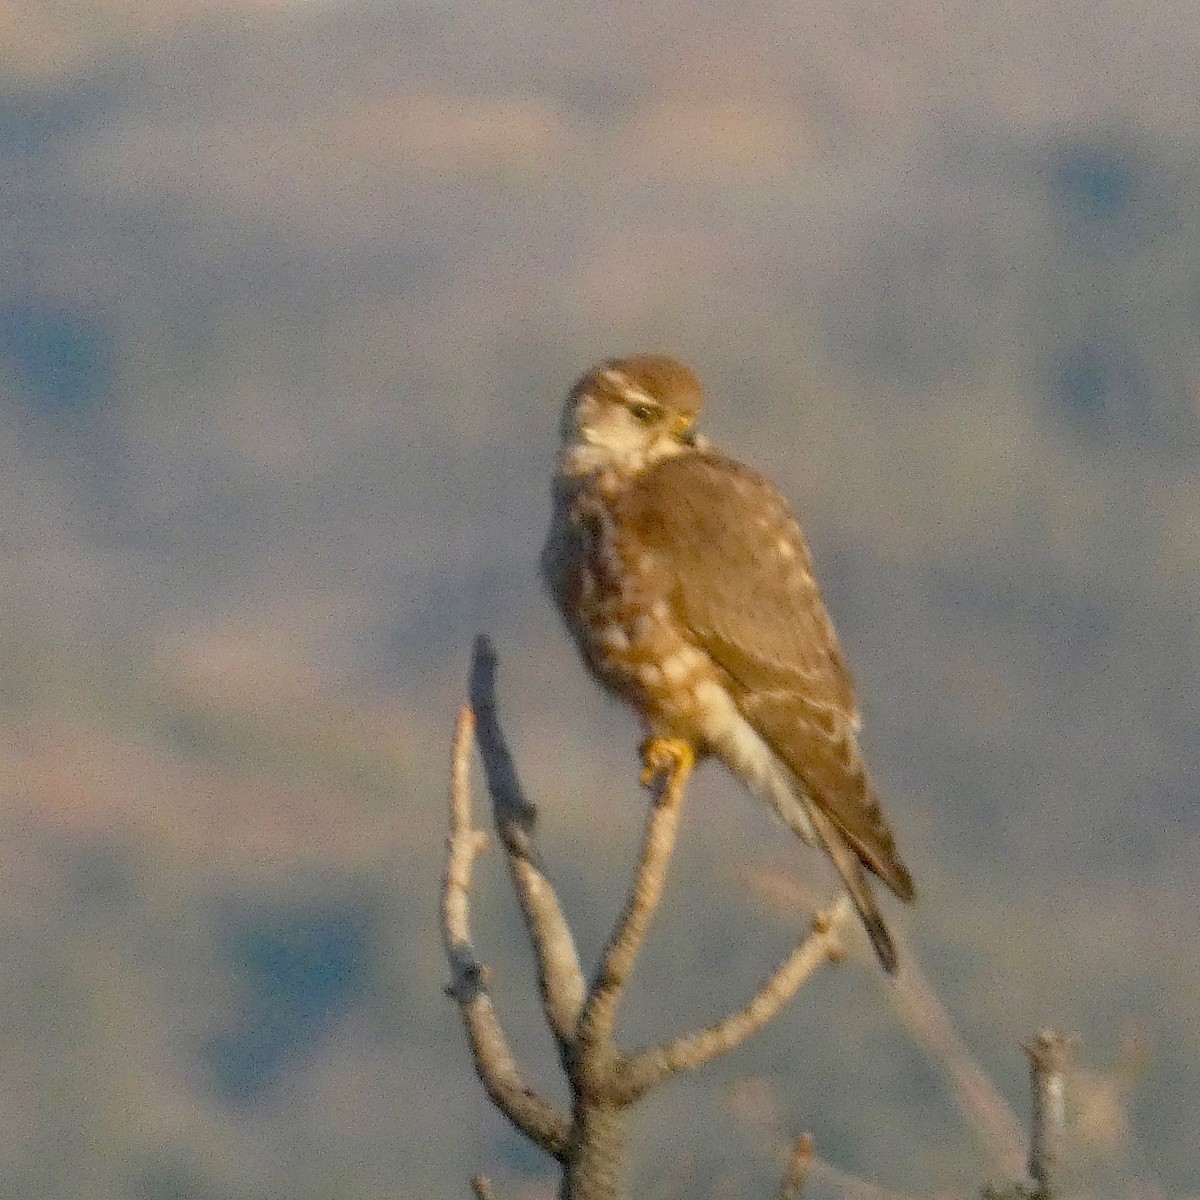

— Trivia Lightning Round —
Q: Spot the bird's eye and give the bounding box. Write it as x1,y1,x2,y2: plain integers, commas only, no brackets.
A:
629,402,661,423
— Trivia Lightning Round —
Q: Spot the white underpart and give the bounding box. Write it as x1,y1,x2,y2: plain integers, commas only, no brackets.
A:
692,680,818,845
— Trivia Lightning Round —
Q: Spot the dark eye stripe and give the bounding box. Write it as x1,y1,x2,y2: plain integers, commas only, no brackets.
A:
629,402,661,422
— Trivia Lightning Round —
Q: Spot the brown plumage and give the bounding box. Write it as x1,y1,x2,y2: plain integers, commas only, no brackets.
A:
542,354,914,971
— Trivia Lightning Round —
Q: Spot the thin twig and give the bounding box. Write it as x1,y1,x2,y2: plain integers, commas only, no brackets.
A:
1026,1029,1071,1199
776,1133,814,1200
749,861,1020,1176
887,941,1027,1178
470,635,586,1049
441,706,571,1161
574,748,693,1092
614,896,852,1103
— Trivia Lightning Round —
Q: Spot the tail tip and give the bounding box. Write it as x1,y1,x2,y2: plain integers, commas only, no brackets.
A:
864,912,900,974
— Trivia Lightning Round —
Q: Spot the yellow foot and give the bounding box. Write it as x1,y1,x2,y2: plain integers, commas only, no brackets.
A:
639,736,696,789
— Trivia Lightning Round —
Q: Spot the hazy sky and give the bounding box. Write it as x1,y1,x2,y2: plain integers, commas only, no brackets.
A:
2,2,1198,1197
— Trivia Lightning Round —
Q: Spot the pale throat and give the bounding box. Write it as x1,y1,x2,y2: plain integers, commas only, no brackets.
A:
557,426,689,492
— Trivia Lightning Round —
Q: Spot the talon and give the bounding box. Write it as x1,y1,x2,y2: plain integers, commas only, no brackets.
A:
639,736,696,788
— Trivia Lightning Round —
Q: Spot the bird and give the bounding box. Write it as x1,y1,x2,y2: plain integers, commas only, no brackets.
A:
541,354,915,972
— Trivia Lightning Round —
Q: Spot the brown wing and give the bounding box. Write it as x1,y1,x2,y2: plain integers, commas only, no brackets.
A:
615,452,857,714
614,451,914,903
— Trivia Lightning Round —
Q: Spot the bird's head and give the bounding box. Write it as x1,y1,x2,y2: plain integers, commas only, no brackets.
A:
558,354,708,479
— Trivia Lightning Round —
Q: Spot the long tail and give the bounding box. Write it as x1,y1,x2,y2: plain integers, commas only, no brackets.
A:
774,794,900,974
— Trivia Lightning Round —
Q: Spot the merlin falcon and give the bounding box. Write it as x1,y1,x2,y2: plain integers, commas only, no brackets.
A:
542,354,915,972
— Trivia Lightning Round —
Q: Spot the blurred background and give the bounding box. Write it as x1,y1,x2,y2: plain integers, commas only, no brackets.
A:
2,0,1198,1196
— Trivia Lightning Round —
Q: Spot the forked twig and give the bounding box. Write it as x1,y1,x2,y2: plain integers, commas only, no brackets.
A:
614,896,851,1103
441,707,570,1161
470,636,586,1051
574,750,693,1087
441,643,852,1196
442,639,1037,1200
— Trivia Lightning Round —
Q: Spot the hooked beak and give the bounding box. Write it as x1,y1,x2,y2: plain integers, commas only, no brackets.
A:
674,415,698,445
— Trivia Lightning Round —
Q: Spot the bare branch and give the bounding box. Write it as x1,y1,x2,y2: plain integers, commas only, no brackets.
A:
574,746,693,1087
887,943,1027,1178
446,639,1047,1200
470,636,586,1049
441,706,571,1161
776,1133,814,1200
1026,1029,1071,1199
614,896,852,1102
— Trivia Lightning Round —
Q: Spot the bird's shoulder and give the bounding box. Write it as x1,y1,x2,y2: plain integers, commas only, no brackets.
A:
609,448,859,720
613,448,807,562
